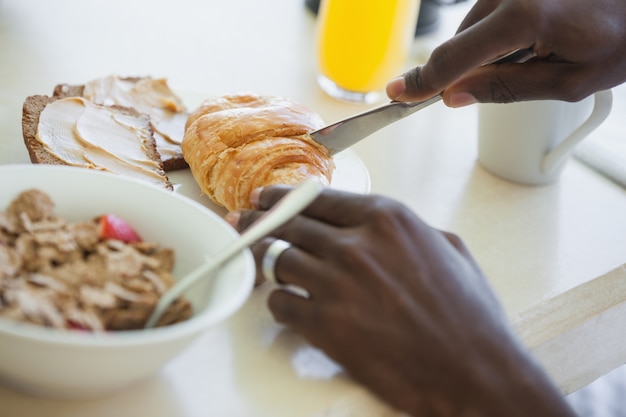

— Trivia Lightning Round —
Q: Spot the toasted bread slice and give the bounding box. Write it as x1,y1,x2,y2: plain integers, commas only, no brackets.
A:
22,94,173,190
53,77,188,171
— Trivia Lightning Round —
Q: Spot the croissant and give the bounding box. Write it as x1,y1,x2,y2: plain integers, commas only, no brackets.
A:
182,93,334,211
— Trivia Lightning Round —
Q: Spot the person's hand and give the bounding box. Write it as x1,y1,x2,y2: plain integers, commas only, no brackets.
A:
227,186,576,417
387,0,626,106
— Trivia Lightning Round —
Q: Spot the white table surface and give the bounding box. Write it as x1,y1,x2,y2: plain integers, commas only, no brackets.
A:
2,1,626,415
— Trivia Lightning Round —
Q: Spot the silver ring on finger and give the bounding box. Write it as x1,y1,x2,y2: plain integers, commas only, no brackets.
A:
262,239,292,284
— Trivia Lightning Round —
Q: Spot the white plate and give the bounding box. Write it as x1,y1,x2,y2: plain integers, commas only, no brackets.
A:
169,148,371,215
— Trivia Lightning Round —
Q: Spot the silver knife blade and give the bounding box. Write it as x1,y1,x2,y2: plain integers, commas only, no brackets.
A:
310,95,442,155
310,48,536,155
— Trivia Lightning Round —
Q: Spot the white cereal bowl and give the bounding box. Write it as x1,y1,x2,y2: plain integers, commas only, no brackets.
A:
0,164,255,399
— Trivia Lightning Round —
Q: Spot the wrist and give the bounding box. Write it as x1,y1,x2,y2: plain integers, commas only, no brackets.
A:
463,335,577,417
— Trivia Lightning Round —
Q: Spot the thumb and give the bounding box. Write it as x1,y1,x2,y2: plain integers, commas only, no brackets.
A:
442,61,591,106
386,65,441,102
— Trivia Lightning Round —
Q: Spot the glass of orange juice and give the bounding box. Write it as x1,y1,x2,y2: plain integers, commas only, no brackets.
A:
315,0,421,103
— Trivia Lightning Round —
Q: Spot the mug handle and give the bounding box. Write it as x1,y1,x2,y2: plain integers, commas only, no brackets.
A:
542,89,613,174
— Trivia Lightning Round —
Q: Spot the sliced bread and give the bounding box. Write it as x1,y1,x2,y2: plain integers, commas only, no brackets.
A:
53,76,188,171
22,94,173,190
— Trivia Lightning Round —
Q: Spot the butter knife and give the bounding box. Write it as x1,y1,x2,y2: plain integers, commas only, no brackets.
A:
310,48,536,155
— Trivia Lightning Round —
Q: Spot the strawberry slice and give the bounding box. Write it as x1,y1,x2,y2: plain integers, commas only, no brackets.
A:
98,214,142,243
66,319,91,332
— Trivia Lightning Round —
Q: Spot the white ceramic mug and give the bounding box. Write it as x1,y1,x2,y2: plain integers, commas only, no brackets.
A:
477,90,613,185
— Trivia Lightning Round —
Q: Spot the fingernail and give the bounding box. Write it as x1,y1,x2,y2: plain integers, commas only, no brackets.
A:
448,92,477,108
224,211,240,227
386,77,406,100
250,187,264,208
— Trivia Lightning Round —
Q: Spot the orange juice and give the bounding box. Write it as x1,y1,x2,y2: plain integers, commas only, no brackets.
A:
316,0,420,100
